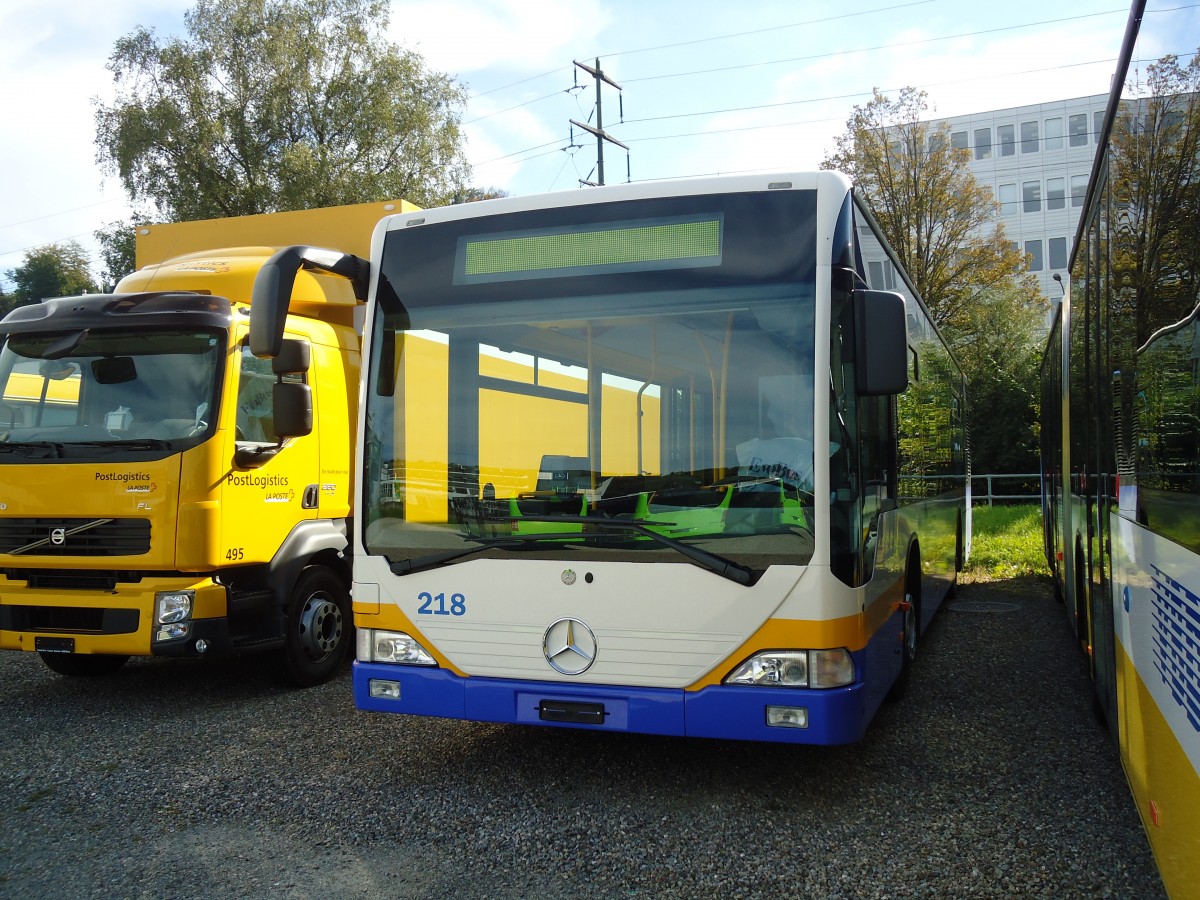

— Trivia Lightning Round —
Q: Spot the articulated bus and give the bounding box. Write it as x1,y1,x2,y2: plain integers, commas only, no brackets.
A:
350,170,968,745
1041,1,1200,893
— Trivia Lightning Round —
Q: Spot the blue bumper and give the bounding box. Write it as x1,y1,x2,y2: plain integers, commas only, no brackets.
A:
353,661,868,745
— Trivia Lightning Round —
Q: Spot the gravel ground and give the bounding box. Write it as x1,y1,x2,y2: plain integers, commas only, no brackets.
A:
0,576,1167,899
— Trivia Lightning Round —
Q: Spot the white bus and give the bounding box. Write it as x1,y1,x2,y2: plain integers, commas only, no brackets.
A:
1041,1,1200,891
350,171,968,744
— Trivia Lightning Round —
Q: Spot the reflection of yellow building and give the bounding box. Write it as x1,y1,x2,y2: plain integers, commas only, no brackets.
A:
393,333,660,523
1,370,81,429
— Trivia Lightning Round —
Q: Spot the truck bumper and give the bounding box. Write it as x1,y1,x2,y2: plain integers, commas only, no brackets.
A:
0,575,230,658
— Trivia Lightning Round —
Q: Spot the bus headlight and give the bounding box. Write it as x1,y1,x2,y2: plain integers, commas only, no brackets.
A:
358,629,436,666
727,651,809,686
725,649,854,689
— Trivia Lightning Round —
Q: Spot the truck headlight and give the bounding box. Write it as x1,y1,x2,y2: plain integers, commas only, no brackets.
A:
725,649,854,689
357,629,436,666
155,590,194,625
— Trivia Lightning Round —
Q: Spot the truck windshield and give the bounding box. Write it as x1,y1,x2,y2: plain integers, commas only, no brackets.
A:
362,284,817,573
0,329,222,451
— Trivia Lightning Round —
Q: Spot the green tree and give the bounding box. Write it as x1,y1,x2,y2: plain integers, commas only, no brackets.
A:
823,87,1047,474
94,219,140,291
954,280,1045,474
4,242,99,310
94,0,472,221
822,87,1037,333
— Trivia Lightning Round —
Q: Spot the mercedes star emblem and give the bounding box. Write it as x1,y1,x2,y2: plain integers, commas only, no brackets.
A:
542,617,597,675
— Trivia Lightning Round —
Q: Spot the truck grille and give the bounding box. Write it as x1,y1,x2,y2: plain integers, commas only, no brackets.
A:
0,604,139,634
0,518,152,557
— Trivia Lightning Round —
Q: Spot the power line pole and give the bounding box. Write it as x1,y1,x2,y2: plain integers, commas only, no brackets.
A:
570,58,627,186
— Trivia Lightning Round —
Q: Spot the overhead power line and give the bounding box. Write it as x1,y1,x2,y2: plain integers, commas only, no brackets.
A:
464,0,941,102
623,8,1130,85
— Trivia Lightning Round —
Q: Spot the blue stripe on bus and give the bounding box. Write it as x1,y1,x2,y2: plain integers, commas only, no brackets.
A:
353,653,869,745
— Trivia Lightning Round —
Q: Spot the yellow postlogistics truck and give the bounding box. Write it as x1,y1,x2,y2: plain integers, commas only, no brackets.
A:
0,199,414,685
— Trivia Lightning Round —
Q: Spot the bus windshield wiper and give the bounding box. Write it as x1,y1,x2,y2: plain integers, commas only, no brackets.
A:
514,514,755,585
394,517,755,585
392,532,581,576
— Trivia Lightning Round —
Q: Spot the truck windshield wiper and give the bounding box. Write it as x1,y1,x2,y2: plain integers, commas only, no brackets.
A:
0,440,65,458
72,439,174,450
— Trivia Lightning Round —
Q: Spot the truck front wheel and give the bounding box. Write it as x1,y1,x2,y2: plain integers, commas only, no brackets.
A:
282,566,351,687
39,652,129,677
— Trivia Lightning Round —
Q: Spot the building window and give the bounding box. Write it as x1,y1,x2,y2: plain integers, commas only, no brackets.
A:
997,124,1015,156
928,133,946,153
951,131,968,150
1046,177,1066,210
1069,113,1088,146
1021,120,1039,153
1023,180,1042,213
974,127,992,160
1049,237,1067,270
1045,117,1064,150
869,260,896,290
999,183,1018,215
1026,240,1044,272
1094,110,1104,143
1071,174,1088,207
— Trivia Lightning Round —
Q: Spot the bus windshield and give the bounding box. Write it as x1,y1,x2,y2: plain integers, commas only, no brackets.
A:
363,198,819,575
0,329,222,453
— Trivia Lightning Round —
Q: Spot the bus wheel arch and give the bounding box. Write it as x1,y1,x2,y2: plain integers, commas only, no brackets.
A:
1073,540,1089,649
955,513,965,574
888,540,922,701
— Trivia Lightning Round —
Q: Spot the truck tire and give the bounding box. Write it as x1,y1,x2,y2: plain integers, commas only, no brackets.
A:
39,652,129,677
282,565,351,687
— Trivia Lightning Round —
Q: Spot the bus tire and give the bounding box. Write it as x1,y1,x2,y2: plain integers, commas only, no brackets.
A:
282,565,351,687
38,652,128,677
887,552,921,702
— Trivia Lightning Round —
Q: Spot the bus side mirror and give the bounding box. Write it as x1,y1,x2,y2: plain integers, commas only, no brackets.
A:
854,289,909,396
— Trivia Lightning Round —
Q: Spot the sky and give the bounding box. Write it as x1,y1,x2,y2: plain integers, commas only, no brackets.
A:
0,0,1140,291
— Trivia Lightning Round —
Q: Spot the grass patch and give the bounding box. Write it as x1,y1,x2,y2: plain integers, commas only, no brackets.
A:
965,503,1049,582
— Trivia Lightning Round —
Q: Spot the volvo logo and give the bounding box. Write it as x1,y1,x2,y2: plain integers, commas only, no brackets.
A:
542,617,597,676
50,528,66,546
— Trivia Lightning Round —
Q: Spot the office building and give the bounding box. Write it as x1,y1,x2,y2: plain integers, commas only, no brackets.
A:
930,94,1109,304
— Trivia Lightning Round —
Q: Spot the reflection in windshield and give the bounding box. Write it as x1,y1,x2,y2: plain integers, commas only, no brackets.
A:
364,287,817,573
0,330,221,447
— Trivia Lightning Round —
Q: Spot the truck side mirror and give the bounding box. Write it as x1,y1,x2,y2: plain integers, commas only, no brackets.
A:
854,289,909,396
271,338,312,438
272,382,313,438
272,338,310,376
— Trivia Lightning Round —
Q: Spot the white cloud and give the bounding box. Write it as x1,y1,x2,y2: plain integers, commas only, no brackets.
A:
0,1,190,280
389,0,611,80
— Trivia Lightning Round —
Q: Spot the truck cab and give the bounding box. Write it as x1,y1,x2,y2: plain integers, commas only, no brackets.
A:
0,200,399,685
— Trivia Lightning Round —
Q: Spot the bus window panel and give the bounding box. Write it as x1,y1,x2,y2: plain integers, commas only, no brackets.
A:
1134,316,1200,553
365,290,817,568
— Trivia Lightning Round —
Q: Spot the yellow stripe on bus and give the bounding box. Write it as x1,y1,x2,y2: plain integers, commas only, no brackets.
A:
1116,638,1200,899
